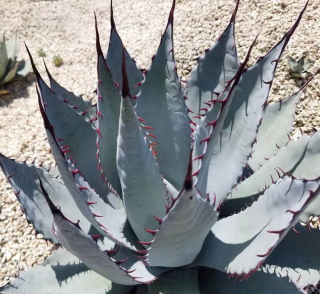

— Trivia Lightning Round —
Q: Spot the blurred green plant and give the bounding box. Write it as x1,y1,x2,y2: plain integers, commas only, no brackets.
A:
53,54,63,67
0,34,31,88
287,55,314,78
37,48,46,57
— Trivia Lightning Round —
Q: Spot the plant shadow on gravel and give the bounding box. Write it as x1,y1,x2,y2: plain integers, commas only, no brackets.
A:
0,73,35,107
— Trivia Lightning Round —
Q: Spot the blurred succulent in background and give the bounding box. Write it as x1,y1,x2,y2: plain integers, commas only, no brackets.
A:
287,54,314,78
53,54,63,67
0,34,31,89
37,48,47,57
0,0,320,294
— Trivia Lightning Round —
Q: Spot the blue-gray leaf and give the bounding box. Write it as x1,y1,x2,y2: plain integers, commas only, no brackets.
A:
146,186,218,267
249,74,316,171
106,3,143,97
227,132,320,222
95,17,122,196
117,95,167,244
185,2,240,118
148,268,200,294
192,176,320,276
0,248,136,294
194,4,307,207
135,0,191,190
0,154,92,243
26,46,111,202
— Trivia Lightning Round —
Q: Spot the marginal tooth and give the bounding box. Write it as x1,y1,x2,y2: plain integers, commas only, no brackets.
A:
124,269,136,273
91,234,103,241
114,257,129,265
144,228,157,235
136,249,148,254
138,241,153,246
153,215,163,224
105,247,119,255
136,255,147,260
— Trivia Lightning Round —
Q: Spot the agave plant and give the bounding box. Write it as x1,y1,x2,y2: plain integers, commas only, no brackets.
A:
287,54,314,79
0,34,30,88
0,0,319,293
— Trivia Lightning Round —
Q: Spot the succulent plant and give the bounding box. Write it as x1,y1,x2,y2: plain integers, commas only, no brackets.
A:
0,0,320,293
37,48,47,58
53,54,63,67
0,33,31,87
287,54,314,78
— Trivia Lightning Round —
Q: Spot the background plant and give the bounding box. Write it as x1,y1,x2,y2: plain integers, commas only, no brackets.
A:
52,54,63,67
37,48,46,57
288,54,314,78
0,34,30,88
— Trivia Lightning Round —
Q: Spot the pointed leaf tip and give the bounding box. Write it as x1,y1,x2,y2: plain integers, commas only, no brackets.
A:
110,0,115,29
230,0,240,23
121,46,130,98
24,44,41,81
168,0,176,26
94,13,103,57
183,148,193,191
244,34,258,64
281,0,309,50
42,58,54,82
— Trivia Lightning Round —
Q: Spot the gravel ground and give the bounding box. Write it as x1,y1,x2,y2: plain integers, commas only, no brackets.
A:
0,0,319,287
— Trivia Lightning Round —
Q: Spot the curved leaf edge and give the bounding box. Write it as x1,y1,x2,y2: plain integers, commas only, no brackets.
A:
248,68,320,172
227,130,320,222
193,0,309,207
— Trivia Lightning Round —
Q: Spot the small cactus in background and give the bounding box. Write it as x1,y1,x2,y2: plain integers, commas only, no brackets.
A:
288,54,314,78
37,48,47,57
0,0,320,293
53,54,63,67
0,34,30,87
